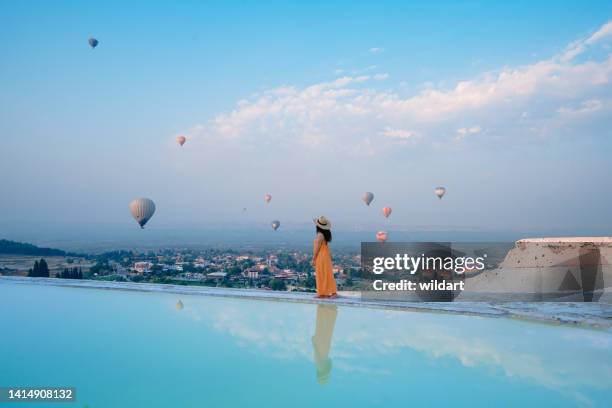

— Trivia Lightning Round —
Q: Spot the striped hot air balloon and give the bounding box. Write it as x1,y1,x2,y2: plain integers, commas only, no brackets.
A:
129,198,156,229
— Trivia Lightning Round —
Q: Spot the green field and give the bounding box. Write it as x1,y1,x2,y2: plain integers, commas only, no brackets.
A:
0,255,94,276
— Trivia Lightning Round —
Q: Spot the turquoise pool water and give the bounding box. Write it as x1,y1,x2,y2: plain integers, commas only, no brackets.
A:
1,282,611,407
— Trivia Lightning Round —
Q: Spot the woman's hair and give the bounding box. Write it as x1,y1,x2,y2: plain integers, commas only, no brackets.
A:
316,226,332,243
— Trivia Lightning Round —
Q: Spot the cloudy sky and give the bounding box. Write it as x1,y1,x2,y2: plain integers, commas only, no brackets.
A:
1,1,611,238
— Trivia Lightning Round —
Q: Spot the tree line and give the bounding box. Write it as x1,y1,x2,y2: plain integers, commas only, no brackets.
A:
56,267,83,279
28,259,50,277
27,259,83,279
1,239,67,256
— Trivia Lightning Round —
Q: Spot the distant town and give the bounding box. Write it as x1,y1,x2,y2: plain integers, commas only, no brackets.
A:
0,240,363,292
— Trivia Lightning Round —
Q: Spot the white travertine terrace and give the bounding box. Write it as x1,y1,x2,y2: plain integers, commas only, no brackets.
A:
463,237,612,301
517,237,612,245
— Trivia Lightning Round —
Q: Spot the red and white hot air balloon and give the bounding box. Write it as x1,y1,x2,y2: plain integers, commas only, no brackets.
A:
382,207,392,218
376,231,388,242
264,194,272,204
176,135,187,146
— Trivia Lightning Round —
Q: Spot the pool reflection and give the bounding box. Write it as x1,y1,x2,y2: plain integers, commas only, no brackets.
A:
311,304,338,385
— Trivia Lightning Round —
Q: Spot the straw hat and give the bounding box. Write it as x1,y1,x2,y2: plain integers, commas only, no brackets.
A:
314,216,331,230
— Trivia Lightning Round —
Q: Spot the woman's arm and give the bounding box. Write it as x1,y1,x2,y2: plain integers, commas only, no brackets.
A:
312,233,324,266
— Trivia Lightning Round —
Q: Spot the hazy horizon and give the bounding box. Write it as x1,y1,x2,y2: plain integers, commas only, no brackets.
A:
2,219,610,253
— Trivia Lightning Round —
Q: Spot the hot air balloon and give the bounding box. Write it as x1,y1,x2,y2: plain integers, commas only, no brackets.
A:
176,135,186,146
176,300,184,310
382,207,392,218
362,192,374,206
129,198,156,229
264,194,272,204
376,231,388,242
88,38,98,48
435,187,446,199
271,220,280,230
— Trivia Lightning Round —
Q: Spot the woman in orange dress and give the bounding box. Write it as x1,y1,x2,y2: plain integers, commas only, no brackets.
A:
312,216,337,298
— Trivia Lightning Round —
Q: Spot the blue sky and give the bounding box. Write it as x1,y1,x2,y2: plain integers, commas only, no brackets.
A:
1,1,611,238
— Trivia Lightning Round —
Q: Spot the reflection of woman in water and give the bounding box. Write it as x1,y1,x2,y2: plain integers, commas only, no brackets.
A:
312,304,338,385
312,216,338,298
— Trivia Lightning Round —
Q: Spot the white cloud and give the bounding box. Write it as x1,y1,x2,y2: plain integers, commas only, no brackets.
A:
373,73,389,80
194,21,612,154
457,126,482,135
381,127,418,140
561,21,612,62
369,47,384,54
585,21,612,45
455,126,482,142
557,99,604,115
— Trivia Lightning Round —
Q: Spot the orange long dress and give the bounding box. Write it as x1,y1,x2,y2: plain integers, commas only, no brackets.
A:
314,239,337,296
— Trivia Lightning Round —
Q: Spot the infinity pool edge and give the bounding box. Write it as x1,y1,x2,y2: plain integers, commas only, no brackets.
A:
2,276,611,329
